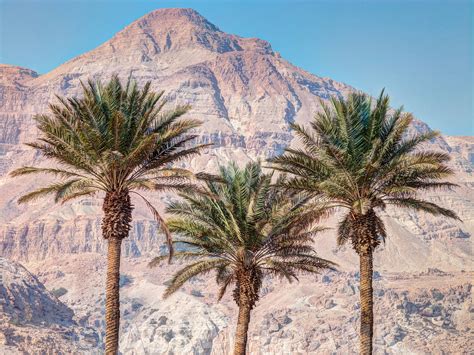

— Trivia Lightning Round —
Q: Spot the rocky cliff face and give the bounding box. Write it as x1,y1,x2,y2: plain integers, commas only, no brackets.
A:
0,257,99,353
25,254,474,354
0,7,472,354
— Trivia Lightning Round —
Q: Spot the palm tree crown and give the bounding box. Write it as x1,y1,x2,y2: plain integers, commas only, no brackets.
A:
151,162,335,355
153,161,335,299
272,90,458,251
11,75,208,247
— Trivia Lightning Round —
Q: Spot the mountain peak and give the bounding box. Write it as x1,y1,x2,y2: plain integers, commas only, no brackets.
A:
136,8,220,32
34,7,274,83
74,7,273,62
96,7,239,57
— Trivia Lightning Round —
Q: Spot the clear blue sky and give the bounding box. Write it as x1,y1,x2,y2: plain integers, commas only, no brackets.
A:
1,0,472,135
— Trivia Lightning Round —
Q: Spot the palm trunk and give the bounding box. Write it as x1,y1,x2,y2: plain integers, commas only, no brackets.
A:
102,190,133,355
233,299,252,355
352,210,378,355
105,237,122,354
359,248,374,355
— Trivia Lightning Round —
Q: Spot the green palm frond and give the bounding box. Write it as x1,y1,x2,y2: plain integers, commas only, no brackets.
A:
387,197,460,220
148,251,211,268
17,179,99,204
163,259,228,298
9,166,88,179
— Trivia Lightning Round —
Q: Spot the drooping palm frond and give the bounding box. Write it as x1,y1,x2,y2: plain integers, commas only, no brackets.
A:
150,161,335,301
163,259,228,298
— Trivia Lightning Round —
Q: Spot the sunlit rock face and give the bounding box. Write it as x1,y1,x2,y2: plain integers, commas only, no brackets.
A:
23,254,474,354
0,7,472,354
0,257,99,353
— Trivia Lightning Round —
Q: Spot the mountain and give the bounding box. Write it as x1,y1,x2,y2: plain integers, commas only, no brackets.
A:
1,8,472,268
0,8,472,353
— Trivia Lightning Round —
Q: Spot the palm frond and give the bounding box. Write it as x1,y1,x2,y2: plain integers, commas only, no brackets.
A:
387,197,460,220
163,259,228,298
132,191,174,262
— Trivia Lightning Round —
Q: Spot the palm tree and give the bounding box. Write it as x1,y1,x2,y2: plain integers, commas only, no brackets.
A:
150,162,335,355
10,76,208,354
270,90,458,354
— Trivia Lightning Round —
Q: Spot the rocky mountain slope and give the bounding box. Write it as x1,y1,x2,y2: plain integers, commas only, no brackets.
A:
24,253,473,354
0,257,99,353
0,7,472,354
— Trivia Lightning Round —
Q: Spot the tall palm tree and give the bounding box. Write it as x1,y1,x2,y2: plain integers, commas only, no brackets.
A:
150,162,335,355
270,90,458,354
10,76,208,354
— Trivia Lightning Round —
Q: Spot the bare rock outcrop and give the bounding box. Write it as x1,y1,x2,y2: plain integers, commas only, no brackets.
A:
24,254,473,354
0,257,99,353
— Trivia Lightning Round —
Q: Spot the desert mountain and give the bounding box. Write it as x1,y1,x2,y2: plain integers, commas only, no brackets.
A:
0,8,471,271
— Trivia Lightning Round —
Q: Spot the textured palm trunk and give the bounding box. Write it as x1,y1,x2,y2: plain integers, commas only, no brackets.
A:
105,237,122,354
233,297,252,355
352,211,378,355
232,268,260,355
102,190,133,355
359,248,374,355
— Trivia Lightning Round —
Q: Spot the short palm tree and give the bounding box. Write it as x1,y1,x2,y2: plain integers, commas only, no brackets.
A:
10,76,207,354
150,162,335,355
270,90,458,354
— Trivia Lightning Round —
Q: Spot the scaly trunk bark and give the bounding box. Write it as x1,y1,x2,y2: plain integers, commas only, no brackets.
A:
351,210,378,355
359,248,374,355
102,190,133,355
105,237,122,354
232,267,260,355
233,297,252,355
